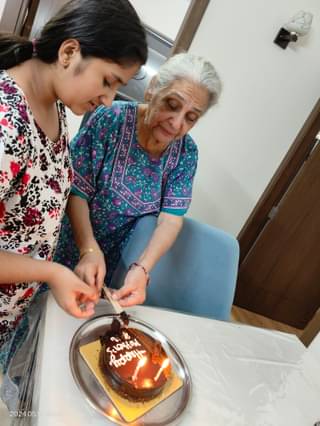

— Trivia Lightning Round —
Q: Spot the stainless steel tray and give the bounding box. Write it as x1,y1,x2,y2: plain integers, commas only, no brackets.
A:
69,314,192,425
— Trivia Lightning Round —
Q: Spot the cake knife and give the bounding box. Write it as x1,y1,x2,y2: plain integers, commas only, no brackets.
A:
101,286,124,315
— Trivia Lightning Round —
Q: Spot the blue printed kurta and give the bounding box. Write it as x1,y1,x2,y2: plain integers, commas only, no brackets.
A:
55,101,198,282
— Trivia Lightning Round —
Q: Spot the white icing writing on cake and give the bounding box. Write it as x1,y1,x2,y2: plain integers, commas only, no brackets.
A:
109,331,131,343
108,349,147,368
107,337,142,353
106,334,147,368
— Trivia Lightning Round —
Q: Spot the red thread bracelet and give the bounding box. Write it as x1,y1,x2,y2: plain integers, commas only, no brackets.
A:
128,262,150,286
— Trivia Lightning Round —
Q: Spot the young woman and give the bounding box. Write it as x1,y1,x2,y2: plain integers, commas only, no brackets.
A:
0,0,147,368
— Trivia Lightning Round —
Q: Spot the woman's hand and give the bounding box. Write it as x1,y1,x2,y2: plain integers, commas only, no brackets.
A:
74,249,106,293
112,266,148,307
47,263,99,318
65,195,106,292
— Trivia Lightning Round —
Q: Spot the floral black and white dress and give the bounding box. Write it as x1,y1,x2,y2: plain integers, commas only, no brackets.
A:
0,70,73,368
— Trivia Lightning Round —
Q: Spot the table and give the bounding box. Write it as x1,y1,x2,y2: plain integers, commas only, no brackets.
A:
32,294,320,426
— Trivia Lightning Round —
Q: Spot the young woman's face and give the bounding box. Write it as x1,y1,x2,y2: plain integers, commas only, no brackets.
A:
145,79,209,144
55,55,140,115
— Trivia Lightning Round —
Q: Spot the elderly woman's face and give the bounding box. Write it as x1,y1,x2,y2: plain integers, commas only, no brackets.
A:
146,79,209,143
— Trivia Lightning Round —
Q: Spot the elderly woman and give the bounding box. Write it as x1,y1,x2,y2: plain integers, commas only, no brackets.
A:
54,53,221,308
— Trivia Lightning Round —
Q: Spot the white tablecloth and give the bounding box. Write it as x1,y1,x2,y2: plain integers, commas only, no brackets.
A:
33,294,320,426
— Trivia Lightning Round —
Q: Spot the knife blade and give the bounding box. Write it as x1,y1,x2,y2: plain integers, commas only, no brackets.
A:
101,286,124,314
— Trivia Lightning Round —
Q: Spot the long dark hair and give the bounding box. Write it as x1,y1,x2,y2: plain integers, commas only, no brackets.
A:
0,0,147,69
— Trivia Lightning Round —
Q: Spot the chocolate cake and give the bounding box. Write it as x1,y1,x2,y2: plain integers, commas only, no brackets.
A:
99,316,171,401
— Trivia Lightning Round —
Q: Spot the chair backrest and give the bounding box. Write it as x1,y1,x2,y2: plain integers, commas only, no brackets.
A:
111,215,239,320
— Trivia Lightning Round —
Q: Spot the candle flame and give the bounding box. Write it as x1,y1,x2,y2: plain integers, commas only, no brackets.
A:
153,357,170,381
162,358,170,369
132,356,147,381
142,378,154,388
138,356,147,368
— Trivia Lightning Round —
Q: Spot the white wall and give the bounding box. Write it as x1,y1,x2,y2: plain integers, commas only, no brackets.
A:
0,0,7,19
130,0,191,41
185,0,320,235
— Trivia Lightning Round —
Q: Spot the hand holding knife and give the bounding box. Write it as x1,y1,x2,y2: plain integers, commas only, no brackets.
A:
101,286,130,326
101,286,123,314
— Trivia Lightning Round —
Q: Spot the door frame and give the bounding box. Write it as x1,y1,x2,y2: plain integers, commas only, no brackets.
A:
171,0,210,54
237,98,320,263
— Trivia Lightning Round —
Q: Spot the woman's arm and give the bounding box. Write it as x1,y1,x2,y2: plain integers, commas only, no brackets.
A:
136,212,183,272
66,194,106,291
0,250,98,318
112,212,183,306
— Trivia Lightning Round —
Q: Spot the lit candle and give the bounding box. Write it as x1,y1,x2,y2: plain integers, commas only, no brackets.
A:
132,357,147,382
153,358,170,382
142,378,153,388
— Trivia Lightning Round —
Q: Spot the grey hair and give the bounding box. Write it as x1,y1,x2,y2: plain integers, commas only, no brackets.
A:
149,52,222,111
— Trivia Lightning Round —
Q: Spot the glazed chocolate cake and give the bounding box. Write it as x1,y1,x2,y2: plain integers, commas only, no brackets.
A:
99,315,171,401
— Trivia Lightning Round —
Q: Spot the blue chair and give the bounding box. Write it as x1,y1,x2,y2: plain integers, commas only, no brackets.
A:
110,215,239,321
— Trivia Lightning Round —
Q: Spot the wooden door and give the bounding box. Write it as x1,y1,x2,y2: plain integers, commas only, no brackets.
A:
235,100,320,329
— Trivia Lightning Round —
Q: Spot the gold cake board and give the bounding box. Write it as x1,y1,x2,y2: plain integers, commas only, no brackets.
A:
80,340,183,423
